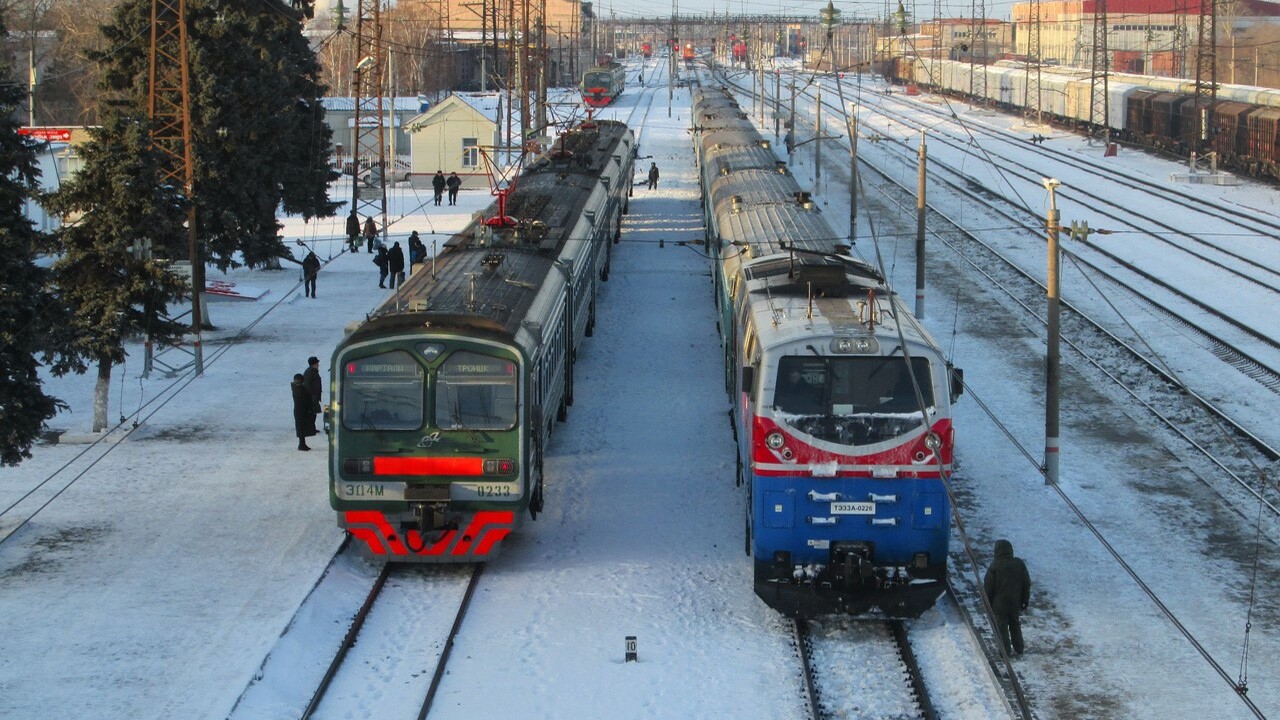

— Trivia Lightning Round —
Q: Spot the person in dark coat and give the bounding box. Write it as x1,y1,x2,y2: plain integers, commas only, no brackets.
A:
407,230,426,271
345,210,361,252
292,373,313,451
301,251,320,298
363,215,378,253
373,244,389,288
302,356,322,435
647,162,659,189
983,539,1032,656
446,172,462,205
432,171,446,206
387,241,405,289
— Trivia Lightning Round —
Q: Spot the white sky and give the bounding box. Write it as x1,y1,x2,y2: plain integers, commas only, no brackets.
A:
0,59,1276,719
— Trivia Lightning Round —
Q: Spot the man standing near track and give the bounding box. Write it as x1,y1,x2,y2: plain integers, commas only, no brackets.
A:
984,539,1032,657
647,162,659,190
302,356,323,435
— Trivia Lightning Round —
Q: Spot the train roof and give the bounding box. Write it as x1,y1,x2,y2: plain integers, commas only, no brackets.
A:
740,254,936,352
344,121,632,343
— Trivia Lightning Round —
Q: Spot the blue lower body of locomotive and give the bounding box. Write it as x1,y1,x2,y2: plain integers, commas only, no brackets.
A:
751,474,950,618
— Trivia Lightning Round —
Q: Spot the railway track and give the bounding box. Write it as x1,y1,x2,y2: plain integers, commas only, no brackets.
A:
796,617,936,720
226,543,483,720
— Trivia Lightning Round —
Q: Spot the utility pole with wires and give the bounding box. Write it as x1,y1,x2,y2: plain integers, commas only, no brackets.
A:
351,0,389,252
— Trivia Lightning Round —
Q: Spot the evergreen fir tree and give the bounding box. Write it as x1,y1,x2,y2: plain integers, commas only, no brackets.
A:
93,0,338,271
0,10,68,465
44,112,191,433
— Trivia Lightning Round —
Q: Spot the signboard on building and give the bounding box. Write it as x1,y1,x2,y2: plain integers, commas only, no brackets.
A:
19,127,72,142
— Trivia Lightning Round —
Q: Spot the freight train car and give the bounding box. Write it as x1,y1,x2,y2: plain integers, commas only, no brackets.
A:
897,56,1280,179
329,120,635,560
693,86,962,617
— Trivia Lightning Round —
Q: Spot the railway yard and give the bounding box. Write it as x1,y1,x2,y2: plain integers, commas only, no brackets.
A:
2,55,1279,720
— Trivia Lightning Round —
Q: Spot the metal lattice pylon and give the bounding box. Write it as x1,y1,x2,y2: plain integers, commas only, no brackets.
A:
969,0,987,105
351,0,389,247
1087,0,1109,140
1025,0,1042,123
147,0,203,376
1193,0,1218,156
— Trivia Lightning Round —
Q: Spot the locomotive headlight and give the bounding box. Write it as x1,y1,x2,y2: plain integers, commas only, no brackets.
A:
924,432,942,451
418,343,446,362
831,336,878,354
765,432,786,450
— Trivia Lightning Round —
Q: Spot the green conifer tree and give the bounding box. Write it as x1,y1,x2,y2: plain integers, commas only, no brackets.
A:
0,10,68,464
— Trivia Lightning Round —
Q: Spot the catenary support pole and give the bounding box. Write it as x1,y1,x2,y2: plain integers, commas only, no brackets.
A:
1044,178,1062,485
915,130,926,319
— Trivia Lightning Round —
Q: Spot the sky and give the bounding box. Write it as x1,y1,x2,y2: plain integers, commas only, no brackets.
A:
0,57,1276,719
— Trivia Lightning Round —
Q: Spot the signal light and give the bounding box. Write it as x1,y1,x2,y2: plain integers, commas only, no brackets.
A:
483,458,517,476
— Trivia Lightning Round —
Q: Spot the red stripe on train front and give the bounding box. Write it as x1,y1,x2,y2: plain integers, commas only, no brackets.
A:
343,510,516,557
751,415,953,468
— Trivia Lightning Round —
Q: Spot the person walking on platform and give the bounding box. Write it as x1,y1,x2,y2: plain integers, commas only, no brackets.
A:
373,244,389,288
362,215,378,253
984,539,1032,657
387,241,405,289
432,171,446,206
301,251,320,298
647,162,660,190
446,172,462,205
345,210,360,252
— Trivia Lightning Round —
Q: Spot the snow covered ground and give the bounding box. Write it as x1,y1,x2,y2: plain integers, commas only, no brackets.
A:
0,68,1278,720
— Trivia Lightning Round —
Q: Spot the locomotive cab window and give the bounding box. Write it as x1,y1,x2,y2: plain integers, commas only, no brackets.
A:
342,350,425,431
435,351,518,431
773,356,934,444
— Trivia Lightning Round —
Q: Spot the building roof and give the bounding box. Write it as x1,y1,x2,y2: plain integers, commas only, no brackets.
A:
321,96,429,113
405,93,503,133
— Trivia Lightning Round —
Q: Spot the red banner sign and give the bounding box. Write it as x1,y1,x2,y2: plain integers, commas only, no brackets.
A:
19,127,72,142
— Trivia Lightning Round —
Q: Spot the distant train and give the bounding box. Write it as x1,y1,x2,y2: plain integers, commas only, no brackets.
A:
889,56,1280,179
682,43,696,67
693,86,962,617
328,120,635,560
641,42,652,59
582,62,626,107
731,40,748,65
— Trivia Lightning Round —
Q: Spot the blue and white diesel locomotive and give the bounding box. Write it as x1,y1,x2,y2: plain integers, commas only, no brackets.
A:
694,86,963,617
328,120,634,561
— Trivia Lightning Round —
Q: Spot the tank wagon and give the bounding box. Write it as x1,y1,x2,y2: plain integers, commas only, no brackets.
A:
892,56,1280,179
694,86,963,618
329,120,635,561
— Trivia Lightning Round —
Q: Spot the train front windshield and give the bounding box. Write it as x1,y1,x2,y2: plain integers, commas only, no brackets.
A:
341,349,517,432
772,355,934,445
434,351,518,431
584,72,611,89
